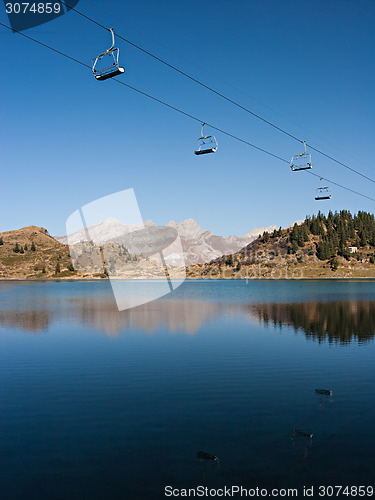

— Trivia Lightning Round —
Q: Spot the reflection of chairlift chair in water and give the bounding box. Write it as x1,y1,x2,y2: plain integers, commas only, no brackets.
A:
92,28,125,81
315,388,333,413
290,141,312,171
196,451,219,462
196,451,219,482
194,123,218,155
315,389,332,396
291,430,313,439
291,430,313,462
315,178,332,200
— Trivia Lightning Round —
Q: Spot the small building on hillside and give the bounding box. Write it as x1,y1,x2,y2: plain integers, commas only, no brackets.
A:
348,246,358,253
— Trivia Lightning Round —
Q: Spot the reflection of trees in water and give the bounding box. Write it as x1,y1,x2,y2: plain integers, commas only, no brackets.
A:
249,302,375,344
2,296,375,344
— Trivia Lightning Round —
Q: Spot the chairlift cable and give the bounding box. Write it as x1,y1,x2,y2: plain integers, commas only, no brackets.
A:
57,1,375,185
306,171,375,203
2,21,375,204
57,0,302,142
110,78,287,162
57,1,303,143
0,22,90,69
306,144,375,184
0,21,286,163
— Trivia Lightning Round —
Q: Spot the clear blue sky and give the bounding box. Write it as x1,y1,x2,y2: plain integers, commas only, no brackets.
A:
1,0,374,237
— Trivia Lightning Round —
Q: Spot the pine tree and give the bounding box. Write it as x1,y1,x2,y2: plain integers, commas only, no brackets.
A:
13,242,20,253
331,258,338,271
55,262,60,275
302,224,310,242
24,243,28,251
31,241,36,251
0,237,3,245
316,241,332,260
290,241,298,254
290,223,299,244
360,231,368,247
225,254,233,266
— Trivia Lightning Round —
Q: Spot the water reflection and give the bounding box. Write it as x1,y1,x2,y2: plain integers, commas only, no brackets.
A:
0,298,221,336
1,296,375,344
248,301,375,344
69,297,221,335
0,310,50,332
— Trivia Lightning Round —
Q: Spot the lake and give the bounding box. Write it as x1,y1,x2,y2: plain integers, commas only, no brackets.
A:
1,280,374,499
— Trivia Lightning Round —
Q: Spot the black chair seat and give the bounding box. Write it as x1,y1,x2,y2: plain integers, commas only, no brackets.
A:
95,67,125,81
194,148,216,155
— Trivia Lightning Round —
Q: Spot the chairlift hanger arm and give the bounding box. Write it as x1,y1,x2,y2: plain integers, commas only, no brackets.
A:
200,122,205,138
106,28,115,53
96,30,118,60
294,141,307,158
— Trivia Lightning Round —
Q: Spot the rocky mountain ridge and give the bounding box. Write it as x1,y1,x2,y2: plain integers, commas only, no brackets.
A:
55,217,277,265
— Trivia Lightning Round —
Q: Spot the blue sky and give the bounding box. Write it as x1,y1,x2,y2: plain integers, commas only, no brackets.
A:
1,0,374,237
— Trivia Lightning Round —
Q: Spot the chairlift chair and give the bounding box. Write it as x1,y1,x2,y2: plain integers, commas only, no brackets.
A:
290,141,312,171
315,177,332,200
194,123,218,155
92,28,125,81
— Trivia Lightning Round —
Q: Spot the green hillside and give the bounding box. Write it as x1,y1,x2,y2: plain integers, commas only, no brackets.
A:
187,211,375,279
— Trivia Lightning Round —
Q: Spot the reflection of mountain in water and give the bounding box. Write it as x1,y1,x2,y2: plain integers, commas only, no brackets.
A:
248,301,375,344
0,310,50,332
68,298,219,336
0,299,220,336
2,297,375,344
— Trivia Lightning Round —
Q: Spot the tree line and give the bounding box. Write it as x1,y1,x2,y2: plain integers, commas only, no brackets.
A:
262,210,375,261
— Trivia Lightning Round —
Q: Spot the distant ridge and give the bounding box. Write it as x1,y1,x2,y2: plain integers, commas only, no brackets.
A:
55,218,277,265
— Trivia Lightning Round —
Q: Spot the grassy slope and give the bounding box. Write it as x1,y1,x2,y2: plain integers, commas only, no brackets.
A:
186,230,375,279
0,226,95,279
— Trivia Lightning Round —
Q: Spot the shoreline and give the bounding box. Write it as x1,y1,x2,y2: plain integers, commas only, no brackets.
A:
2,277,375,282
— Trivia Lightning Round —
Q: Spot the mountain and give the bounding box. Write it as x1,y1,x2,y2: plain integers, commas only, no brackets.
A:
56,217,277,265
56,217,141,246
165,218,277,265
0,226,79,279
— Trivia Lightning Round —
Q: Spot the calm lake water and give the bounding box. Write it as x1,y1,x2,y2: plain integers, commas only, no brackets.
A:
1,280,374,499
